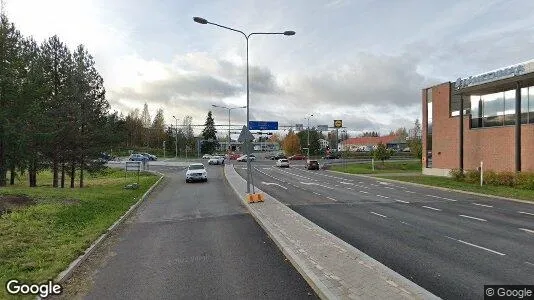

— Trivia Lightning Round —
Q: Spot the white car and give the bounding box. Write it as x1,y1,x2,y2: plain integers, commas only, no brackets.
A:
276,159,290,168
208,156,225,165
202,154,212,159
237,154,256,162
185,163,208,183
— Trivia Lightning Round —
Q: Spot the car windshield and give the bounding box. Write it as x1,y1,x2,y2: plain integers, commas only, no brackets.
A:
188,165,205,170
280,159,288,162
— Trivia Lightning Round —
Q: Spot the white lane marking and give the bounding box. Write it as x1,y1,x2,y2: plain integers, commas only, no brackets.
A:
400,221,411,225
378,182,389,185
262,168,271,170
427,194,457,202
327,196,337,202
359,182,364,184
459,214,487,222
422,206,442,211
359,191,368,194
261,182,288,190
526,261,534,267
395,199,410,204
519,211,534,216
313,192,321,195
405,190,416,194
370,211,387,218
376,195,389,199
519,228,534,234
445,236,506,256
347,187,353,190
473,203,493,208
340,181,354,185
384,187,395,190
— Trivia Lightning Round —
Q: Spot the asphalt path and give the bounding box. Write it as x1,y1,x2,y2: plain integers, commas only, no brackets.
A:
58,164,317,299
234,163,534,300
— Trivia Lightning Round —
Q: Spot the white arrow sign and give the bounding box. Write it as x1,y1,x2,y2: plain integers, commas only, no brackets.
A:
261,182,287,190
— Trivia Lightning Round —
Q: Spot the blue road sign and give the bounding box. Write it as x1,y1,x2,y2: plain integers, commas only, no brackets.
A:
248,121,278,130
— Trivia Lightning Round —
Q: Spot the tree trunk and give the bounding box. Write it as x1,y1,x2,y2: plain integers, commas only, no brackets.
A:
9,166,15,185
70,162,75,188
60,163,65,188
79,158,84,188
29,159,37,187
0,137,6,187
52,158,59,187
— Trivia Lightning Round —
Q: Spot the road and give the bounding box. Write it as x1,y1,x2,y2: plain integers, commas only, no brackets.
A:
234,161,534,300
57,164,317,299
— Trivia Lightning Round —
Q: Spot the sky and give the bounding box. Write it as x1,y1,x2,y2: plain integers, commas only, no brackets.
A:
5,0,534,138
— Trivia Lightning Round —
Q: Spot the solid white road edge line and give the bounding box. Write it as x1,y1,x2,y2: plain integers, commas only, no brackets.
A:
445,236,506,256
519,211,534,216
519,228,534,234
473,203,493,208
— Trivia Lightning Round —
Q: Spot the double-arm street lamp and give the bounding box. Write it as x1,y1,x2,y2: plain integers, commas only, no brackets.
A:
305,114,314,157
212,104,246,153
194,16,295,194
172,115,179,158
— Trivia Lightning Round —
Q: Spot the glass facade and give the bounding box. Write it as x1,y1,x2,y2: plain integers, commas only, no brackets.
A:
426,88,432,168
470,85,534,129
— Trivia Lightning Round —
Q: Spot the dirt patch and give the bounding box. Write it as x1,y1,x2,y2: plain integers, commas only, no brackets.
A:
0,195,37,215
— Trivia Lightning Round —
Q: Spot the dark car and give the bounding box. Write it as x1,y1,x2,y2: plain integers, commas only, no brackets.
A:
305,159,320,170
323,153,340,159
289,154,307,160
271,153,287,160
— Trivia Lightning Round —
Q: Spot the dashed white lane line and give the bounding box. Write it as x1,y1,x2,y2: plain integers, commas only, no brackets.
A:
459,214,487,222
526,261,534,267
359,191,368,194
422,206,442,211
395,199,410,204
445,236,506,256
427,194,457,202
519,228,534,234
327,196,337,202
399,221,411,225
313,192,321,196
383,187,395,190
370,211,387,218
405,190,416,194
519,211,534,216
346,187,353,190
473,203,493,208
376,195,389,199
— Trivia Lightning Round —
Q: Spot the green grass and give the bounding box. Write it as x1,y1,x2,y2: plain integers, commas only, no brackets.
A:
330,160,422,174
0,168,159,299
376,175,534,202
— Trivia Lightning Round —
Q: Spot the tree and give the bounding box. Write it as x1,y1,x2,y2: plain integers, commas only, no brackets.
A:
407,119,422,159
151,108,166,148
141,102,151,147
362,131,380,137
201,111,218,154
282,131,301,156
390,127,408,140
372,142,393,164
296,129,324,155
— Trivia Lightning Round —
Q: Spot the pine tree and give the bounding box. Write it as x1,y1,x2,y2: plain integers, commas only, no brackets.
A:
201,111,218,154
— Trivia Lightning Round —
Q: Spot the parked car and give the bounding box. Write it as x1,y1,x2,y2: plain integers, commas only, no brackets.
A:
228,153,241,160
305,159,320,170
289,154,307,160
208,156,225,165
237,154,256,162
323,153,340,159
185,163,207,183
100,152,114,161
270,153,287,160
129,154,148,162
276,158,290,168
141,152,157,161
202,154,212,159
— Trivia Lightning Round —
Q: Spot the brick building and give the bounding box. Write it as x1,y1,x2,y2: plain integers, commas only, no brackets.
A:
422,59,534,176
340,135,405,152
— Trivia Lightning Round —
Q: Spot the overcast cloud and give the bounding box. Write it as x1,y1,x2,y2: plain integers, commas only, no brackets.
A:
6,0,534,137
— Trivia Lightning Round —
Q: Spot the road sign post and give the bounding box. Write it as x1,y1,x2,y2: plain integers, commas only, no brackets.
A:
238,125,257,195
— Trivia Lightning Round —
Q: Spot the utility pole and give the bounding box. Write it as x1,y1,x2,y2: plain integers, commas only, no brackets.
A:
173,116,178,158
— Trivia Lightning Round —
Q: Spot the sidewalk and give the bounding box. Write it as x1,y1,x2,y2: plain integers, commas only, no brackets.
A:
224,164,440,300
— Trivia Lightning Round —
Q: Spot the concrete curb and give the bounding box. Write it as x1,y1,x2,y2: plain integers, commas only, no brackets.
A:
54,171,165,284
329,170,534,205
224,164,439,300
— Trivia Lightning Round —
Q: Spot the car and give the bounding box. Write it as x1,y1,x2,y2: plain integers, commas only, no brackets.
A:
276,158,290,168
202,154,212,159
305,159,320,170
237,154,256,162
129,153,148,162
208,156,225,165
323,153,340,159
185,163,208,183
289,154,306,160
270,153,287,160
141,152,157,161
228,153,241,160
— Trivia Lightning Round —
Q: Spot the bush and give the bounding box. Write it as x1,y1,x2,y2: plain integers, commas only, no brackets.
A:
483,170,499,185
496,171,516,187
516,172,534,190
449,168,465,181
464,169,480,184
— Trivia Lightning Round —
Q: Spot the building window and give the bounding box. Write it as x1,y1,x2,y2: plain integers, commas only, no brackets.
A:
482,92,504,127
521,88,529,124
504,90,516,126
529,86,534,124
470,95,482,128
426,88,432,168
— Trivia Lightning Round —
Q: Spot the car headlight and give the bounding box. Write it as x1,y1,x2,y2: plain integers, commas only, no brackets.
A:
202,171,207,175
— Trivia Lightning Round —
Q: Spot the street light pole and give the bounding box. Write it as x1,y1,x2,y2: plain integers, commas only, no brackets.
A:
305,114,314,157
195,17,295,194
172,116,178,158
212,104,246,156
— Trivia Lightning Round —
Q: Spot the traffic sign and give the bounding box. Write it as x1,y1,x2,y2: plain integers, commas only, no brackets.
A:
237,126,255,142
249,121,278,130
334,120,343,128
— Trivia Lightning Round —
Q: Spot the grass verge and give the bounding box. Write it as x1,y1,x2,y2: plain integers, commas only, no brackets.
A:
330,160,422,174
0,168,159,299
375,175,534,202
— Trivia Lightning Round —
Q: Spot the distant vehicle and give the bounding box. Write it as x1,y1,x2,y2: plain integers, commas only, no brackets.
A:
305,159,320,170
237,154,256,162
100,152,114,161
323,153,340,159
202,154,212,159
276,158,290,168
228,153,241,160
270,153,287,160
402,147,411,152
129,154,148,162
208,156,225,165
141,153,157,161
185,163,207,183
289,154,306,160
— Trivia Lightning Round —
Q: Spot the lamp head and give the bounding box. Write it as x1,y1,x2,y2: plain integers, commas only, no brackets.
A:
193,17,208,24
283,31,296,36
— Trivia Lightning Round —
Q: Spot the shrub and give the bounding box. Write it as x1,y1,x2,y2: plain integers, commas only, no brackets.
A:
516,172,534,190
449,168,465,181
464,169,481,184
496,171,516,187
483,170,499,185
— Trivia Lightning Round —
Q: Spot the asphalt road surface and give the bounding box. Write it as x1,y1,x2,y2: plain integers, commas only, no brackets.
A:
57,164,317,300
235,162,534,300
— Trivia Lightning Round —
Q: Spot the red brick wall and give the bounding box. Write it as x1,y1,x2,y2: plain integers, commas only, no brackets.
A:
422,82,534,173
